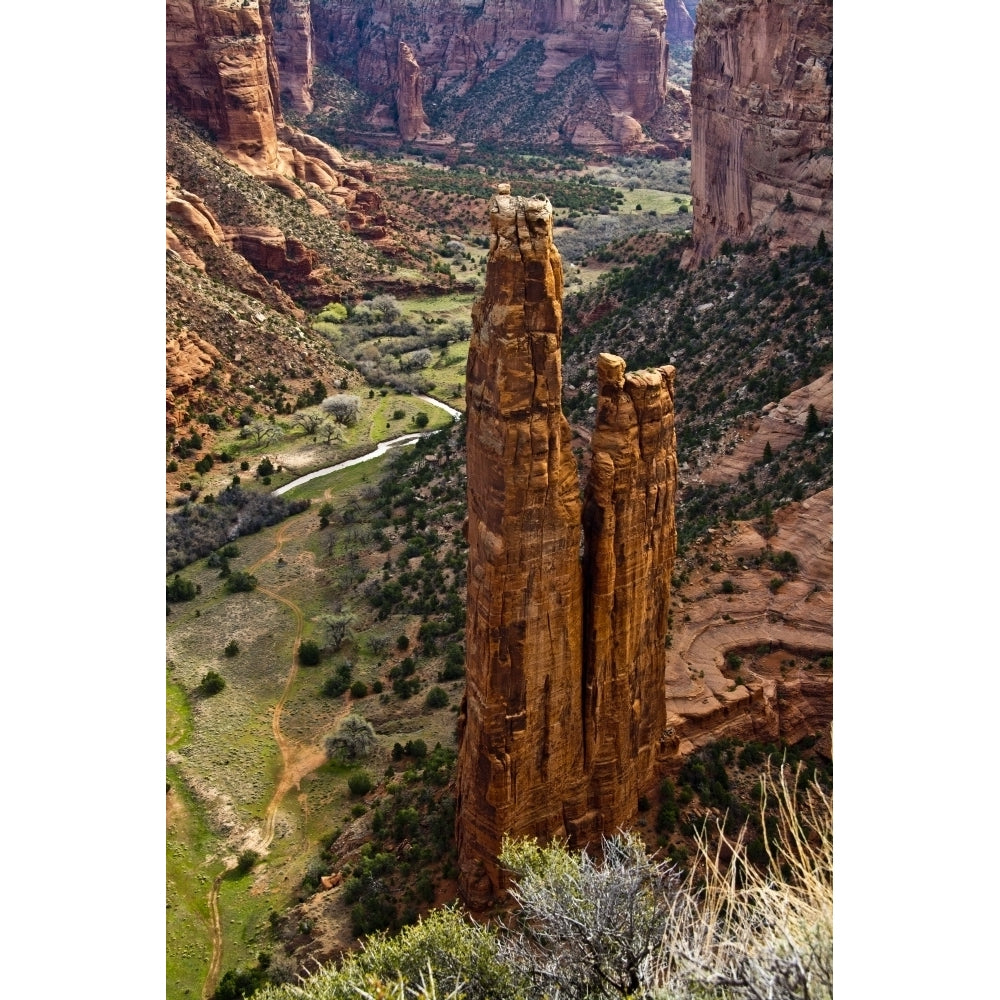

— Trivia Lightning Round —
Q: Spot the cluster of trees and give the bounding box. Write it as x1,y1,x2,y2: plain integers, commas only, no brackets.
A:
166,485,309,573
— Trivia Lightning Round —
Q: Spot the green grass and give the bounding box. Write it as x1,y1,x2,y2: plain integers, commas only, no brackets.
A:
278,448,397,502
167,673,193,750
423,342,469,407
617,188,692,216
397,291,477,323
166,767,217,1000
369,393,453,442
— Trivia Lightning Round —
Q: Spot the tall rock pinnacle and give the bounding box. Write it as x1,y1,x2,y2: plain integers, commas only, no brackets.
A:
456,187,678,908
457,186,589,909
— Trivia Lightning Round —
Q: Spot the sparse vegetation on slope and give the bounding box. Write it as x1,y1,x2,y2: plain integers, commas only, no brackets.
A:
562,233,833,549
251,765,831,1000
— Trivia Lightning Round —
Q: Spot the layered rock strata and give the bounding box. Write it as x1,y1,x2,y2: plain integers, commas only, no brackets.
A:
457,188,677,907
686,0,832,264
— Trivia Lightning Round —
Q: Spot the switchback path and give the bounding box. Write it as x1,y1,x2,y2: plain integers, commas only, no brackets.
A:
201,392,459,998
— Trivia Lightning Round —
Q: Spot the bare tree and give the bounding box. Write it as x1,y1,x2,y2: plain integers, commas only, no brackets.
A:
371,294,401,322
322,394,361,427
241,420,284,446
498,832,680,999
293,411,326,436
319,421,343,446
319,612,355,650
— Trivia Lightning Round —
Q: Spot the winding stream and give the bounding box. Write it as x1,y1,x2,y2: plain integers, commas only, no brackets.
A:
272,395,461,496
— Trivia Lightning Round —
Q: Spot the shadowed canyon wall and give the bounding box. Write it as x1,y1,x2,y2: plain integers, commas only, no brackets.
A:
686,0,832,264
456,188,677,907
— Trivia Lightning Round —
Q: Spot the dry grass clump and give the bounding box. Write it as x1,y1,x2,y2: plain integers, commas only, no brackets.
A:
658,766,832,1000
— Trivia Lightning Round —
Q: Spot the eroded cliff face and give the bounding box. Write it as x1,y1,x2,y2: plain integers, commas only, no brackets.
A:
665,0,695,45
295,0,686,153
166,0,282,164
271,0,315,113
457,188,678,908
686,0,832,264
166,0,385,223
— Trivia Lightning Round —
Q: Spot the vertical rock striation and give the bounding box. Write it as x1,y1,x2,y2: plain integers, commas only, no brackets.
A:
664,0,695,46
457,190,678,908
583,355,677,825
271,0,315,113
686,0,832,264
458,186,589,909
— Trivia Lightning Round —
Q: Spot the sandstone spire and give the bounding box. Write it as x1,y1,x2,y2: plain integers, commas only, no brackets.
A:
582,355,677,822
457,186,589,909
457,188,678,908
396,41,431,142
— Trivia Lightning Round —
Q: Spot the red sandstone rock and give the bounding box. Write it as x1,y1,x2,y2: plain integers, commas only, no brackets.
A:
396,41,431,142
685,0,832,264
664,0,695,46
300,0,685,153
457,191,677,908
271,0,315,113
583,355,678,821
166,1,388,242
458,187,589,908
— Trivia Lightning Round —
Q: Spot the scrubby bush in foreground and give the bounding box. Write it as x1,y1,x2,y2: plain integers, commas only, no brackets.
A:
254,766,830,1000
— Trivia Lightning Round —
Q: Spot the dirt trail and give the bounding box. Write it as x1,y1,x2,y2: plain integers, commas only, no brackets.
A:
202,517,342,999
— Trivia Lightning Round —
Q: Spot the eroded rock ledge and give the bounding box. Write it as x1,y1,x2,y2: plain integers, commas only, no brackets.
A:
456,187,678,907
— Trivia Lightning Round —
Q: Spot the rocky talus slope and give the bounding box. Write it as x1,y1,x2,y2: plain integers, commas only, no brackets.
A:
686,0,832,264
456,188,677,907
281,0,689,154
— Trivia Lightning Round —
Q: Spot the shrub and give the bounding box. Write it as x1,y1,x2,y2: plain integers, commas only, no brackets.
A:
347,771,373,796
425,686,449,709
769,577,784,594
350,680,368,698
805,403,822,437
195,455,214,475
200,671,225,696
392,408,406,420
372,679,384,694
322,675,349,698
397,634,410,651
326,715,376,760
235,849,259,875
413,411,430,428
299,640,322,666
224,640,239,657
240,460,250,471
166,459,178,473
257,456,275,477
166,574,197,603
317,303,348,323
225,571,257,593
720,578,736,595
